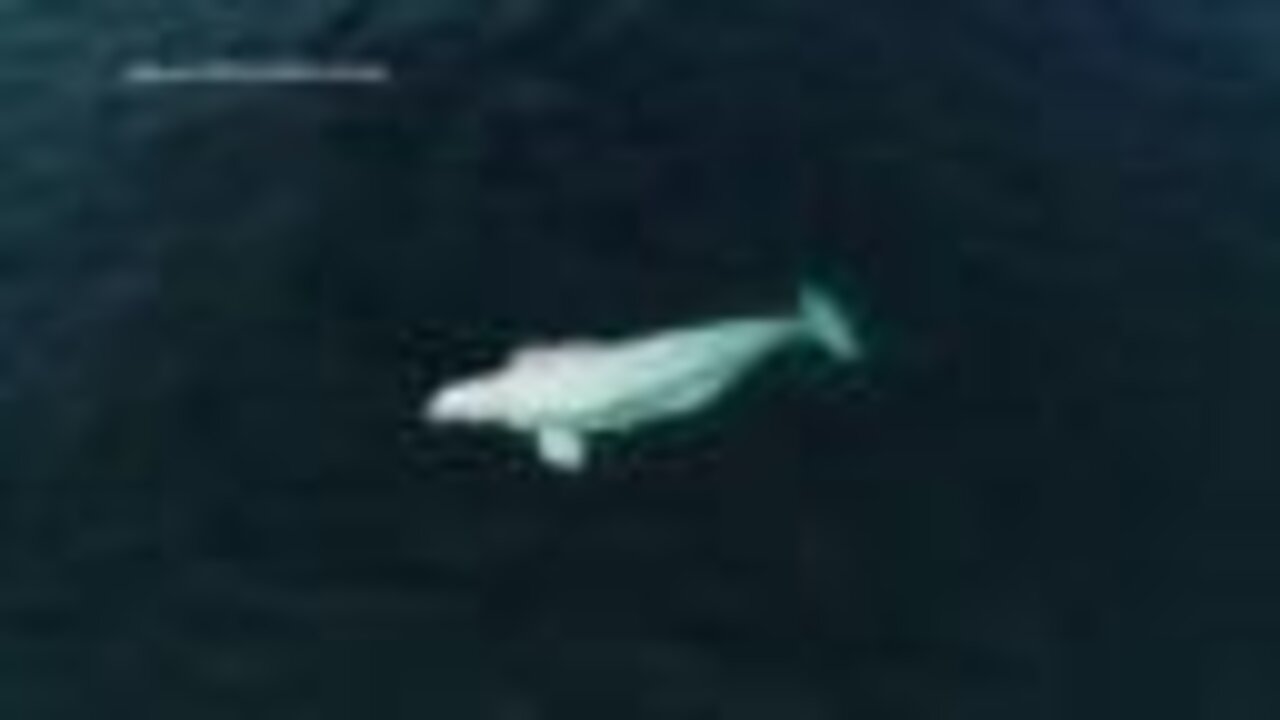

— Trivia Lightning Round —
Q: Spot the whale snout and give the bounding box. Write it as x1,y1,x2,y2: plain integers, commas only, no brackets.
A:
424,381,502,425
424,386,470,423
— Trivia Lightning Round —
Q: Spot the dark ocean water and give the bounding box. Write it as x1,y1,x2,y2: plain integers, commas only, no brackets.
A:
1,1,1278,717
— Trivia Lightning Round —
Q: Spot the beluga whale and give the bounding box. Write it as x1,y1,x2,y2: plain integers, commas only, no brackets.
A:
423,281,864,473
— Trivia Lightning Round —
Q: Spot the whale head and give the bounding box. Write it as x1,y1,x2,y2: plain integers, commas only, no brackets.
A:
424,376,508,425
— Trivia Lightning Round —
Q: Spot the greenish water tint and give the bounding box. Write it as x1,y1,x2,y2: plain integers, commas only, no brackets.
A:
0,1,1276,717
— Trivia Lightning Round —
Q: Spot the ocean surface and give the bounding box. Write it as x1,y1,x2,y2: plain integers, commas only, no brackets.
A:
1,1,1278,717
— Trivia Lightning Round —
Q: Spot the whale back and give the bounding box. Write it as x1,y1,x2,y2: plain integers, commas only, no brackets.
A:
619,319,797,371
506,341,603,369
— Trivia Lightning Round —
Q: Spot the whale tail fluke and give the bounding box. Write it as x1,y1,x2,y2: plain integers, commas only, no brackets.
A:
796,281,862,363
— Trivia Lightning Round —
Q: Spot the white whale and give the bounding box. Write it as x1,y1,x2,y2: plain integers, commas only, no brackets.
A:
423,281,863,473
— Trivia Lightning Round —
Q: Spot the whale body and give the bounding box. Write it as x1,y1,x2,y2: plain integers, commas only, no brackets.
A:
423,281,863,473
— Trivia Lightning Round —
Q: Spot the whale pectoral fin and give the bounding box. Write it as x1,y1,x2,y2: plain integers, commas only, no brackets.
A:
534,428,589,473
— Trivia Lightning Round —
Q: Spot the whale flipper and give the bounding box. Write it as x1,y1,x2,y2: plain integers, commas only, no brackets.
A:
534,428,588,472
